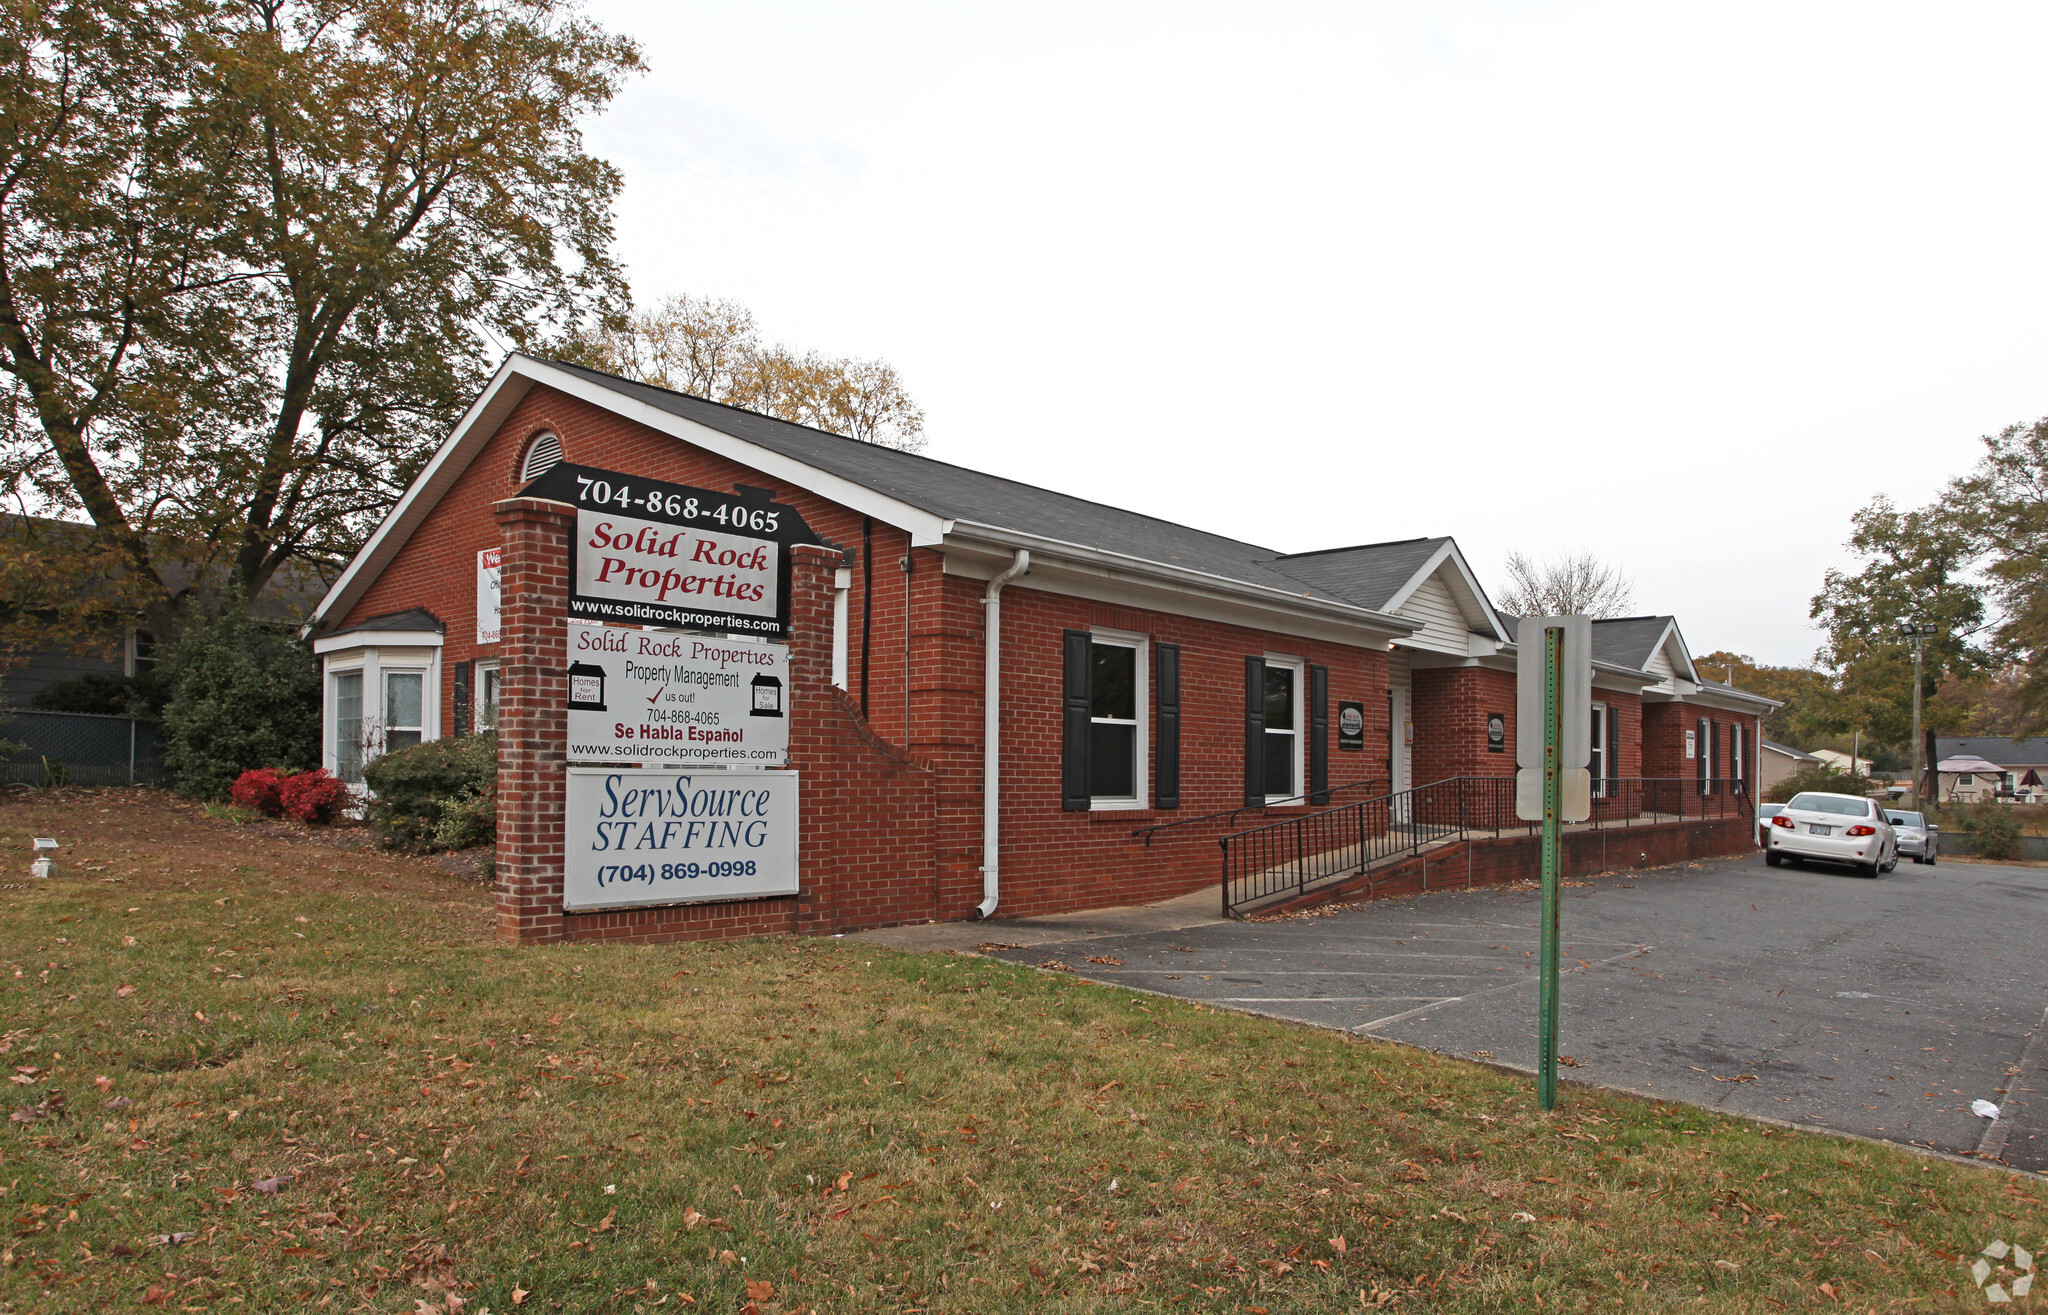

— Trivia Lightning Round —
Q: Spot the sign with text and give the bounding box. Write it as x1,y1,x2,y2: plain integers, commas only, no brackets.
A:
476,548,501,644
563,768,799,911
564,621,788,767
521,463,820,635
1337,700,1365,752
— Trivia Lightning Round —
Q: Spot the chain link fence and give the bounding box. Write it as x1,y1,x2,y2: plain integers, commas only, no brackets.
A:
0,708,167,787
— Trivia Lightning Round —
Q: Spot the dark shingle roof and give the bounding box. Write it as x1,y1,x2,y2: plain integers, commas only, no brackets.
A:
541,359,1399,613
1934,736,2048,767
1588,616,1676,672
1260,538,1451,612
327,607,443,637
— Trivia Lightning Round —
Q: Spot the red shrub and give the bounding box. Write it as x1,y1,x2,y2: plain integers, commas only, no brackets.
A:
279,769,349,825
229,768,286,817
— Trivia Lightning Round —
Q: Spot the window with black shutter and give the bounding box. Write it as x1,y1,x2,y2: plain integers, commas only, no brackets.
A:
1607,700,1621,798
1155,644,1181,810
1590,704,1607,798
1308,665,1329,805
452,661,472,738
1061,630,1092,811
1243,657,1267,808
1696,717,1711,795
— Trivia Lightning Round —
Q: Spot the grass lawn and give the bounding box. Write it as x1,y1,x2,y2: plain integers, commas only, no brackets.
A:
1,790,2044,1314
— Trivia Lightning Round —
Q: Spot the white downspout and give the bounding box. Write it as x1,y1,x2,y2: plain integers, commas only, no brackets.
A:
977,549,1031,919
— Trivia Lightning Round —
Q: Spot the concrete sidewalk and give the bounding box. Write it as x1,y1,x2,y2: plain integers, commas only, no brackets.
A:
850,885,1223,953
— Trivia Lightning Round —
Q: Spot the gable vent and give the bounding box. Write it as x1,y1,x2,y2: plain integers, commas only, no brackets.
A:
519,431,562,482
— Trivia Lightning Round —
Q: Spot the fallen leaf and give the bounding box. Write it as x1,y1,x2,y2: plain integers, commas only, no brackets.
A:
93,1075,114,1093
156,1232,197,1246
104,1095,133,1111
682,1205,704,1230
193,1010,207,1022
115,984,135,997
511,1287,528,1307
251,1174,292,1195
1085,955,1124,966
1714,1259,1740,1271
1329,1235,1348,1254
745,1279,775,1300
142,1286,169,1306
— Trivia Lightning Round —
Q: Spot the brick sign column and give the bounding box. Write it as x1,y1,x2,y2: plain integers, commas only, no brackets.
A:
492,495,575,945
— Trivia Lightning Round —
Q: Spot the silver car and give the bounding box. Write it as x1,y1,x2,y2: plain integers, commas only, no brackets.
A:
1765,791,1898,877
1883,809,1938,865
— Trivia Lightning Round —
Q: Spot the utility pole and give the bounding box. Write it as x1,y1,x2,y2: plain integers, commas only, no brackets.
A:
1900,622,1937,812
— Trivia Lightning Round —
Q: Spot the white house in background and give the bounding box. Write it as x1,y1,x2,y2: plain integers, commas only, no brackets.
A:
1759,739,1823,793
1810,749,1872,776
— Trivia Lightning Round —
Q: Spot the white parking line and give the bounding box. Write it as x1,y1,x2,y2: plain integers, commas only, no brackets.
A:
1350,943,1654,1034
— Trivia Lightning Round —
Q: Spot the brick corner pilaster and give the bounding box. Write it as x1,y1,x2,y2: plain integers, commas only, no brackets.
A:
493,498,574,944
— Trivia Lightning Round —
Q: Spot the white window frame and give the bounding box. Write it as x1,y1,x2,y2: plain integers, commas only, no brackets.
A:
313,633,443,785
1088,628,1150,811
331,666,366,784
1590,702,1607,798
474,659,501,732
382,667,429,752
1262,653,1306,805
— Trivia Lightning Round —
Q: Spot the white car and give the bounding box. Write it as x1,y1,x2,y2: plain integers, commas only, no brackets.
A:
1765,791,1898,877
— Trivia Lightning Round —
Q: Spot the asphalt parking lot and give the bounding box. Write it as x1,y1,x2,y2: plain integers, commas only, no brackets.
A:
987,850,2048,1170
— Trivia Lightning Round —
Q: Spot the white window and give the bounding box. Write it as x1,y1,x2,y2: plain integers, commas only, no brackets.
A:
475,661,501,731
384,670,425,751
1589,703,1607,797
334,671,364,783
1088,630,1149,808
1263,655,1305,802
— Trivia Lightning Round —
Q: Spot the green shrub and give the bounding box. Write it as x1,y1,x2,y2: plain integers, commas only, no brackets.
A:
160,598,321,799
1962,801,2022,860
30,670,165,717
362,732,496,852
1766,765,1873,803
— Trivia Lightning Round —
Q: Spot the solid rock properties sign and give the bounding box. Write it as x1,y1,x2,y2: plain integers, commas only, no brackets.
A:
564,621,788,767
520,463,821,636
563,767,799,911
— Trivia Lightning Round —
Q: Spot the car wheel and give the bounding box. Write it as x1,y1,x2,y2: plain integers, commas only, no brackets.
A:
1926,851,1937,867
1765,850,1783,867
1912,854,1927,865
1862,859,1881,877
1880,852,1897,874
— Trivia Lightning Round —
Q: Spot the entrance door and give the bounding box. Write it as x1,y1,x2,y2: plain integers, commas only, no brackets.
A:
1389,685,1412,820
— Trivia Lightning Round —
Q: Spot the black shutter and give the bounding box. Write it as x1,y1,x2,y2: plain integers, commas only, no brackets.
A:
1308,665,1330,805
451,661,471,738
1696,717,1710,795
1731,723,1744,791
1606,699,1621,797
1155,643,1181,810
1243,656,1267,808
1061,630,1092,811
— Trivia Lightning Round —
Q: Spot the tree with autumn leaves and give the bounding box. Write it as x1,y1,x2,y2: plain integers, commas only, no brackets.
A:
0,0,927,667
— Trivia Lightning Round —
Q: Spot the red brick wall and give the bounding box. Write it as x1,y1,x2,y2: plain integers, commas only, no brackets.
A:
1641,702,1758,817
1411,666,1517,783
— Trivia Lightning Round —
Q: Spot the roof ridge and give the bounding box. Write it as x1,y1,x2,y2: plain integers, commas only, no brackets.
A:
535,355,1302,561
1268,536,1445,562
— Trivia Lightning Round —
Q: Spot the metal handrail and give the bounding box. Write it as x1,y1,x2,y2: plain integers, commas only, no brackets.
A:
1129,777,1389,846
1219,776,1753,916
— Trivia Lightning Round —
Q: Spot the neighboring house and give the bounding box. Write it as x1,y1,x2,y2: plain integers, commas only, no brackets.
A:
1,514,328,706
1933,736,2048,803
1759,739,1823,792
306,352,1778,934
1809,749,1872,776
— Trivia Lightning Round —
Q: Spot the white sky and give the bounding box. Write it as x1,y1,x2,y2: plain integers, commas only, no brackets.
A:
580,0,2048,668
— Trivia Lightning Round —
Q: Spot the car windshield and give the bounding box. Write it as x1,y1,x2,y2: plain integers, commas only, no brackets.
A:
1885,811,1925,828
1786,793,1871,818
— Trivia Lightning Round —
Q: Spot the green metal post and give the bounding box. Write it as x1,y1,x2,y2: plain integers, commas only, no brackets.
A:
1537,626,1562,1111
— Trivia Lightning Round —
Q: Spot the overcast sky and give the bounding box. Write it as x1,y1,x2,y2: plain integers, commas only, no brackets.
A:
580,0,2048,667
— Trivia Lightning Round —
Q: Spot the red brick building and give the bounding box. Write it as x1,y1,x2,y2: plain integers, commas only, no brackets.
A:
308,355,1770,943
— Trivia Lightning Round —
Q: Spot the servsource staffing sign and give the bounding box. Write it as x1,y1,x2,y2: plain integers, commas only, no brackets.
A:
563,768,798,910
521,462,819,636
565,621,788,767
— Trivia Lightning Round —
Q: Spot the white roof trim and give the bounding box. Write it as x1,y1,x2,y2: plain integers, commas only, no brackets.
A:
1379,539,1510,643
308,355,952,633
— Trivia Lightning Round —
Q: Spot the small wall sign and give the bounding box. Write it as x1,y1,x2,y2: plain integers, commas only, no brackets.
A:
1337,701,1365,752
565,621,790,767
521,462,820,635
1487,711,1506,753
476,548,501,644
563,768,799,911
1684,729,1697,759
